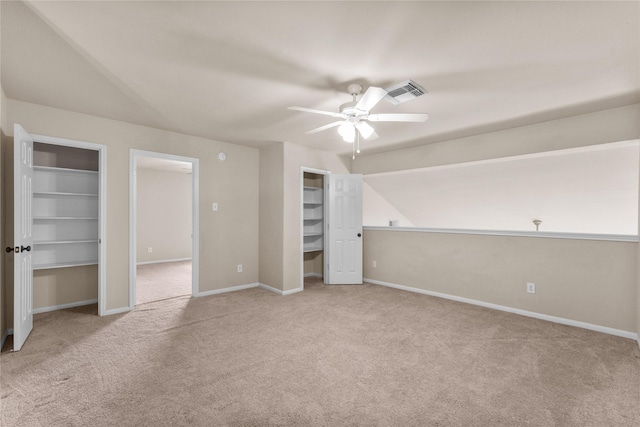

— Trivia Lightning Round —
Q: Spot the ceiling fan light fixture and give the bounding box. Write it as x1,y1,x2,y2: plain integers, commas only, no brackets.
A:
338,122,355,143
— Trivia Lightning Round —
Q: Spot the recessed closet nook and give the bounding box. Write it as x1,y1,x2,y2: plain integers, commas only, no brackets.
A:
32,142,99,313
303,171,324,281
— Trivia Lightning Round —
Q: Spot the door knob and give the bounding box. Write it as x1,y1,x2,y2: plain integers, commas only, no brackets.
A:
6,245,31,253
357,233,362,237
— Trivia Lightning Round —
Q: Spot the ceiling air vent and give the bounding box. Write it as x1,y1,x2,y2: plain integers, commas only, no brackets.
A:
384,80,427,105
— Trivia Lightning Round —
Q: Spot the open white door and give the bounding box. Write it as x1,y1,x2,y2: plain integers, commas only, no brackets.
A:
325,174,363,284
13,124,34,351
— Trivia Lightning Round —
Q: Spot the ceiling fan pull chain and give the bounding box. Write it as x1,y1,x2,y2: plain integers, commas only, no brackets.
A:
352,136,356,160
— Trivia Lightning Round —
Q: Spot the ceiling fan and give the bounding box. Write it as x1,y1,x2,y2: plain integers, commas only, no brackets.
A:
288,83,428,144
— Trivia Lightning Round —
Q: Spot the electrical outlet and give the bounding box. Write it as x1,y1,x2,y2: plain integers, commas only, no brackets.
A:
212,202,218,211
237,264,243,273
527,282,536,294
148,247,152,253
372,261,377,268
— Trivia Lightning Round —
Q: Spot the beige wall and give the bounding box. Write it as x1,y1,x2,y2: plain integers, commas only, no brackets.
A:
352,104,640,175
303,251,323,276
259,143,284,289
3,99,259,317
364,229,637,333
136,168,192,263
34,266,98,310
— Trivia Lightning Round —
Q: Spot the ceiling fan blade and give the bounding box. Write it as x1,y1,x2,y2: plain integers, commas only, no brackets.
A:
288,106,344,118
367,113,429,122
354,87,388,112
306,121,345,134
361,127,379,141
355,121,378,140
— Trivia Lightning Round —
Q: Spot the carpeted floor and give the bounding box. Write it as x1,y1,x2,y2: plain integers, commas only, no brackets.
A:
136,260,192,305
1,277,639,426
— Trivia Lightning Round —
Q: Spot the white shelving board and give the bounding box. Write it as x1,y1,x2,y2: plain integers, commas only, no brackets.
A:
32,166,99,270
303,186,323,252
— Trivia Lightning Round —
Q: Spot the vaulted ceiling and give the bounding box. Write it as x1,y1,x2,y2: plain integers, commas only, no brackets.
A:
2,1,638,155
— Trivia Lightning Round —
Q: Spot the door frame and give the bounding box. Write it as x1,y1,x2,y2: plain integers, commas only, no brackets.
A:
300,166,330,289
129,149,199,309
30,133,108,316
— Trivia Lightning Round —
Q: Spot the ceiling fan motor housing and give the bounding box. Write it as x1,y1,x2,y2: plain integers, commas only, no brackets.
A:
339,101,368,120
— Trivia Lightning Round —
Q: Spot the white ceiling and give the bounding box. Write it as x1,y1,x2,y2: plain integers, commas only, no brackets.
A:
2,1,638,156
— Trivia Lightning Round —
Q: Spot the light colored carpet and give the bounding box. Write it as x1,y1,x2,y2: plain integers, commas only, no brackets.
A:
1,277,639,426
136,260,192,305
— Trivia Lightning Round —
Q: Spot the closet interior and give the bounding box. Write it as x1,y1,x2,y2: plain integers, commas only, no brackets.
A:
303,172,324,280
32,142,99,312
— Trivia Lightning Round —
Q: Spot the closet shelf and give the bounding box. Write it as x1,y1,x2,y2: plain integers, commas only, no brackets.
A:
34,216,98,221
34,191,98,197
34,239,99,245
33,260,98,271
34,165,98,174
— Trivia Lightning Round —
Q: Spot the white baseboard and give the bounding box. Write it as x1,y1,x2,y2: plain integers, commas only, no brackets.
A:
103,306,132,316
258,283,304,296
1,328,12,349
283,287,304,296
33,299,98,315
197,282,259,297
195,282,304,297
304,273,323,278
365,278,638,341
258,283,284,295
137,257,192,266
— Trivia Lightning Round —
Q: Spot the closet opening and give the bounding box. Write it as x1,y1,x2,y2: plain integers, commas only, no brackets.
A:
32,142,101,315
301,169,327,289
